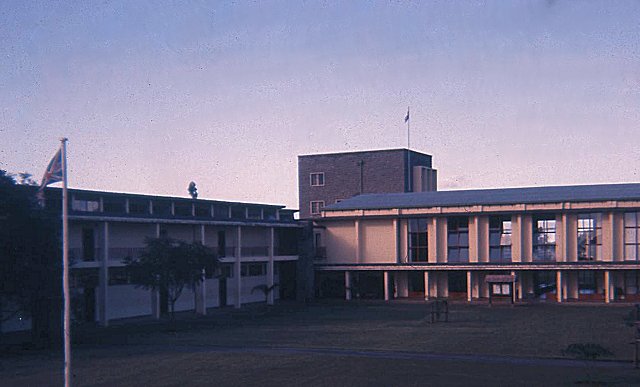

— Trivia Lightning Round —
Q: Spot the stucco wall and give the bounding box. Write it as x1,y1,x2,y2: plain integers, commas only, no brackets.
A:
361,219,395,263
325,220,356,263
107,285,152,320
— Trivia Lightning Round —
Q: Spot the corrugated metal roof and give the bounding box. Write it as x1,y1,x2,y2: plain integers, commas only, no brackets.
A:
324,183,640,211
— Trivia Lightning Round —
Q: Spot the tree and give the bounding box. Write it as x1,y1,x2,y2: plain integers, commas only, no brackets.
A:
125,237,217,322
0,170,61,347
188,181,198,199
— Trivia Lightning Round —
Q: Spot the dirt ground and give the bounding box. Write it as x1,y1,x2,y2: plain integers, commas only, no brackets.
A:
2,300,640,386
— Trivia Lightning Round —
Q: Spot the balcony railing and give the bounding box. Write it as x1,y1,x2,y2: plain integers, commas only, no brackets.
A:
108,247,146,261
241,246,269,257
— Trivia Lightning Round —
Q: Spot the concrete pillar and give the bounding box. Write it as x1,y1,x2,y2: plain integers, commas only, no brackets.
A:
152,223,161,319
235,226,242,308
604,270,610,303
437,218,448,263
200,224,206,244
469,217,479,263
602,212,614,262
428,218,438,263
521,215,533,263
355,220,361,263
512,215,521,262
478,216,489,263
556,271,563,303
467,271,472,302
510,271,516,304
438,272,449,298
345,271,352,301
98,222,109,326
393,219,400,263
383,271,390,301
424,271,430,300
267,227,275,305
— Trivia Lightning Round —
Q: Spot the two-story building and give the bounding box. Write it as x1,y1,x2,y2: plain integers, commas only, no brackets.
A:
46,188,300,327
314,183,640,303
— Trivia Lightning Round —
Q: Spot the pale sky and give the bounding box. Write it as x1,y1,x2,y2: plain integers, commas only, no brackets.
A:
1,1,639,210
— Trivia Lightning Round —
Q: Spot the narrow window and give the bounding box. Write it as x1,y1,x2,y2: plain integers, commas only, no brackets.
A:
310,201,325,215
447,217,469,263
489,217,512,263
310,172,325,187
533,216,556,262
408,218,428,262
624,212,640,261
577,213,602,261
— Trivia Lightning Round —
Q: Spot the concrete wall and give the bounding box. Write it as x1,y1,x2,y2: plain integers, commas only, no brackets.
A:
361,219,395,263
325,220,357,263
110,223,156,248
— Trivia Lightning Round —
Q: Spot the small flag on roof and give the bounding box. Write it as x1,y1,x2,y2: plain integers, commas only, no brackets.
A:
404,107,410,123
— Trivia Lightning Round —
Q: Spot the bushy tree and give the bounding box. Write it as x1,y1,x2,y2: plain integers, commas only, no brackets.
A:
125,237,217,321
0,170,61,346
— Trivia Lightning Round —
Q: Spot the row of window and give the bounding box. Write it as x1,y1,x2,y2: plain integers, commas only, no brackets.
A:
71,197,289,221
106,263,275,285
407,212,637,263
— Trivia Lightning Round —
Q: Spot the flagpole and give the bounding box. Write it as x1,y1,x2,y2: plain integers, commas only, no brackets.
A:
60,137,71,387
406,106,411,192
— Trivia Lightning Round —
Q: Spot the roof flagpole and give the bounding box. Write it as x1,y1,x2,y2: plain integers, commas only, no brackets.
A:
405,106,411,192
60,137,71,387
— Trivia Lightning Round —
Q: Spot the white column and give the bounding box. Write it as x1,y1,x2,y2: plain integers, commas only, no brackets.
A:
424,271,430,300
345,271,352,301
467,271,472,302
267,228,275,305
201,224,206,244
98,222,109,326
556,270,563,303
383,271,390,301
604,270,611,303
235,226,242,308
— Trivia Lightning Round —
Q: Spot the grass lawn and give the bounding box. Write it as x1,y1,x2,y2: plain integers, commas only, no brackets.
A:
2,300,640,386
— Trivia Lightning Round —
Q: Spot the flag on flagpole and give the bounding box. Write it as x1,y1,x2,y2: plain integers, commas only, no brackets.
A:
37,148,63,205
404,107,410,123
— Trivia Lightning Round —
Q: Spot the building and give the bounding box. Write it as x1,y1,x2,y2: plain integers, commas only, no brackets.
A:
43,188,300,327
313,183,640,303
298,149,437,219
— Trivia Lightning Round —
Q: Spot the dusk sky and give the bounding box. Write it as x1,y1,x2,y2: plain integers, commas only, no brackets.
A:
1,1,638,210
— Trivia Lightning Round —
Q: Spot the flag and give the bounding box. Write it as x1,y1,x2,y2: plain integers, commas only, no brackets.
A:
404,107,410,123
37,148,63,205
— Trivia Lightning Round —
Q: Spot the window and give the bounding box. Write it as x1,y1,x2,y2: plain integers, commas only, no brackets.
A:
129,199,149,215
174,202,192,217
577,213,602,261
447,217,469,263
103,197,125,214
489,217,512,263
408,218,428,262
241,263,266,277
310,201,325,215
231,206,245,219
624,212,640,261
310,172,325,187
247,207,262,220
533,216,556,262
72,198,100,212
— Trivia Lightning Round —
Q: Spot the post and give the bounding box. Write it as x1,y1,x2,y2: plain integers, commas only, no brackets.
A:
60,138,71,387
424,271,430,300
406,106,411,192
267,228,275,305
345,271,352,301
604,270,610,304
556,270,563,303
384,271,390,301
466,271,472,302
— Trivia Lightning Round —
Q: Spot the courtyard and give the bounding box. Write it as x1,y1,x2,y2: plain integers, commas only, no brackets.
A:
2,300,640,386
